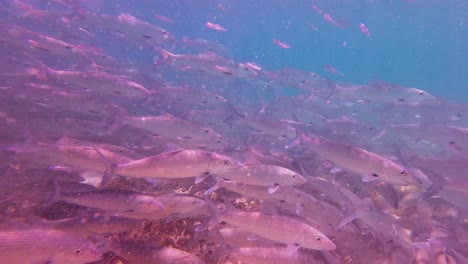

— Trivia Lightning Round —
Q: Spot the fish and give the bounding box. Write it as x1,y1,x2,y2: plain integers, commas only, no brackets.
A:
154,48,258,79
108,112,224,142
36,63,153,99
214,208,337,251
118,193,210,220
11,139,134,175
359,23,371,37
213,163,307,193
154,14,173,23
109,241,205,264
113,149,243,182
227,246,319,264
0,228,103,264
55,188,166,214
324,64,344,76
205,22,227,32
273,39,290,49
287,131,419,185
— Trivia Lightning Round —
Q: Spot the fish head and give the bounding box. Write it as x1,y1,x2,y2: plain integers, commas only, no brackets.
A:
404,88,436,103
299,228,337,251
196,126,223,141
379,164,420,186
55,238,104,264
208,153,244,174
237,63,260,78
275,167,308,186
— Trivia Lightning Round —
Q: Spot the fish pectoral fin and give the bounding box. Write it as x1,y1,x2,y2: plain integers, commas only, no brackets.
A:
295,202,304,214
195,174,209,184
161,149,184,158
286,244,300,255
205,177,222,195
336,210,358,230
246,233,262,241
49,165,75,172
267,184,280,194
362,174,379,182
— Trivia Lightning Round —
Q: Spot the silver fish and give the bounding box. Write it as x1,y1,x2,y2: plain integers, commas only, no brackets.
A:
114,149,243,181
216,208,336,251
0,228,103,264
288,132,419,185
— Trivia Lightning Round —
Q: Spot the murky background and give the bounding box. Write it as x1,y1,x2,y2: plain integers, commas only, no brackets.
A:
0,1,467,264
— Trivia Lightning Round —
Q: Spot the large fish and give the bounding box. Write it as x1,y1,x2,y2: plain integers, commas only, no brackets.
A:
108,112,223,142
109,241,205,264
113,149,243,182
214,163,307,193
0,228,103,264
211,205,336,251
56,189,165,214
287,132,419,185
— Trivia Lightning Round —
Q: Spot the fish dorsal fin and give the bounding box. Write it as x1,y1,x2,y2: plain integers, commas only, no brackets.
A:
162,143,185,153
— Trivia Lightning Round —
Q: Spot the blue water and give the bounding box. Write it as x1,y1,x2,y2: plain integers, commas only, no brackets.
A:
80,0,468,101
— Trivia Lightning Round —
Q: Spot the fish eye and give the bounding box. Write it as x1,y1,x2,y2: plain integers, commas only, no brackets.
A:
315,236,322,242
419,92,424,95
75,249,83,255
223,160,230,165
204,129,209,134
400,170,406,176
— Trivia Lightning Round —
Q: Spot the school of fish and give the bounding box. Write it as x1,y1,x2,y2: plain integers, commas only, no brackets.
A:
0,1,467,264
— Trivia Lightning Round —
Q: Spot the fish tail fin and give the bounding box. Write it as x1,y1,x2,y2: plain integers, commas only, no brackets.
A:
91,145,116,187
195,196,223,232
101,104,128,135
336,210,357,230
418,168,447,200
60,1,87,23
22,55,53,81
153,47,175,64
285,119,305,149
195,197,229,253
222,100,245,123
44,175,62,207
204,178,228,195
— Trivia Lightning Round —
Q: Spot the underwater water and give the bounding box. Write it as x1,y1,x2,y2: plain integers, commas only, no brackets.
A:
0,0,467,263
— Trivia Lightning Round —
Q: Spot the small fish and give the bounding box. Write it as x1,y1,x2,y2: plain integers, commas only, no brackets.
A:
306,22,319,31
323,13,341,27
154,14,173,23
273,39,290,49
205,22,227,32
359,23,371,37
324,64,344,76
312,5,323,14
